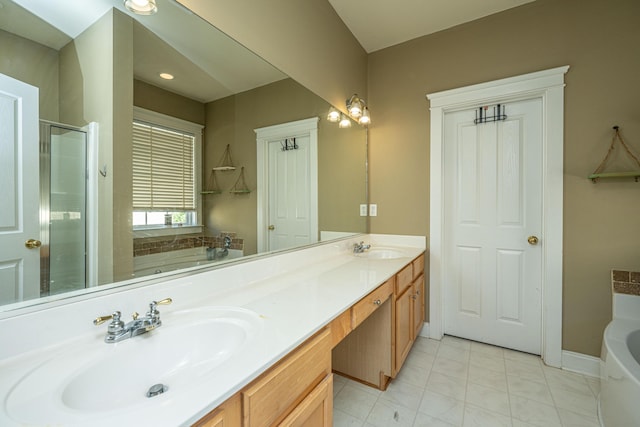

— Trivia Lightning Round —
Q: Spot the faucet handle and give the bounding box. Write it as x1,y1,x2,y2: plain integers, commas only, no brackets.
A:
94,311,121,326
155,298,173,306
146,297,172,318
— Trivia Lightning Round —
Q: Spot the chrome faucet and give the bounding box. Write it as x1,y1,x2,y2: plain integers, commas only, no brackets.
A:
94,298,172,343
353,241,371,253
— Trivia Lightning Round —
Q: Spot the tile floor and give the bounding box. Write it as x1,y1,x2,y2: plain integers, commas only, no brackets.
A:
333,336,601,427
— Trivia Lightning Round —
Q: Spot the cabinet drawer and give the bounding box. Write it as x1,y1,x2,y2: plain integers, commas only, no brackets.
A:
412,254,425,280
243,328,331,427
352,279,393,329
395,264,413,295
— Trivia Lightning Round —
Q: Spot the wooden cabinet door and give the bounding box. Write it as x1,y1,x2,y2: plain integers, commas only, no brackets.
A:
394,287,413,375
192,394,241,427
412,275,425,340
279,374,333,427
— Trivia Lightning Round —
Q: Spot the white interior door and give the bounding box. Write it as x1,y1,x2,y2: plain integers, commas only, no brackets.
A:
443,98,543,354
256,118,318,253
267,135,313,251
0,73,40,305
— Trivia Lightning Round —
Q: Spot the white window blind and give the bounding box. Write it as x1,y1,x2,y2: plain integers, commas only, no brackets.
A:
132,121,196,211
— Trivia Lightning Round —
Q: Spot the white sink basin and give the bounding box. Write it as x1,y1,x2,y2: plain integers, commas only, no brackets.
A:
355,247,408,259
5,306,262,424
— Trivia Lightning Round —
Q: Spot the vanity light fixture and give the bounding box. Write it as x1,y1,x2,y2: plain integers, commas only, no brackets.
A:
338,114,352,129
346,94,364,119
159,72,174,80
327,107,341,123
124,0,157,15
358,107,371,125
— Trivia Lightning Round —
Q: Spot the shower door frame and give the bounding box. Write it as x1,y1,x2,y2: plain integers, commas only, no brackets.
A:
39,121,98,295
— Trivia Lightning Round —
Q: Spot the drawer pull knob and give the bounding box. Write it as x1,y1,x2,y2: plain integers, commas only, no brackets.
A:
373,299,382,305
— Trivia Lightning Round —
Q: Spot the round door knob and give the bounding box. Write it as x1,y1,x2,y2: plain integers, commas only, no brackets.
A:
268,225,275,230
527,235,539,245
25,239,42,249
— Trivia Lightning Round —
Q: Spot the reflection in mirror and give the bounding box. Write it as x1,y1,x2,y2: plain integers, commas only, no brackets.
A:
0,0,367,312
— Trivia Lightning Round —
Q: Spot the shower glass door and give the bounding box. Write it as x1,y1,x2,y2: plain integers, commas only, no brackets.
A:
40,123,87,296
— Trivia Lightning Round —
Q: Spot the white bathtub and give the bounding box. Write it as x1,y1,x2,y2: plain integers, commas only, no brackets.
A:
600,316,640,426
133,248,244,278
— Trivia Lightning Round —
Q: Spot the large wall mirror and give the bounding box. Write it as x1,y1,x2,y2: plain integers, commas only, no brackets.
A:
0,0,367,313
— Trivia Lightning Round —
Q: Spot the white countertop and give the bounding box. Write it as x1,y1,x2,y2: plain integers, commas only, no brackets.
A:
0,234,425,426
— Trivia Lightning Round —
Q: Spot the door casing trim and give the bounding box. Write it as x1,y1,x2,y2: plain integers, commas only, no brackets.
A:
426,66,569,367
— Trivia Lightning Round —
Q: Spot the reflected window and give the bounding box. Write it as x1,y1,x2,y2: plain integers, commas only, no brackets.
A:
132,108,203,229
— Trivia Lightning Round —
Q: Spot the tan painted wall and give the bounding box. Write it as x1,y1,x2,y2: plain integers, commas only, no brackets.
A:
204,78,366,254
133,79,205,125
59,9,134,283
368,0,640,356
177,0,367,114
0,29,59,121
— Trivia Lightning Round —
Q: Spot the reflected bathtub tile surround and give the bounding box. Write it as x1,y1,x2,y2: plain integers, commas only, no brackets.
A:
611,268,640,295
333,336,601,427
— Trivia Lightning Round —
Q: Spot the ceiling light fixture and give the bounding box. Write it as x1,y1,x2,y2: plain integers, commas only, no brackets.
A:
124,0,157,15
159,72,174,80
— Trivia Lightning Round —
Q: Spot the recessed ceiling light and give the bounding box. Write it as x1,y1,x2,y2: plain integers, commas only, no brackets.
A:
159,73,174,80
124,0,157,15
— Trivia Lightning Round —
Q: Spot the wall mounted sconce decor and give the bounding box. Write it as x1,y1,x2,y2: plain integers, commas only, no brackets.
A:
339,114,352,128
326,93,371,128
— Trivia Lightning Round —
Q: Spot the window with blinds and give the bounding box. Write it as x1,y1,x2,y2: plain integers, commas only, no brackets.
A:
132,121,196,211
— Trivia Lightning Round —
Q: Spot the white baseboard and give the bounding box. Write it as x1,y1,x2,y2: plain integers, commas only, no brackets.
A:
418,322,430,338
561,350,601,378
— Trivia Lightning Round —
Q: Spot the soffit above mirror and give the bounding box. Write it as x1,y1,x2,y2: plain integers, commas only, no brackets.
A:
6,0,287,102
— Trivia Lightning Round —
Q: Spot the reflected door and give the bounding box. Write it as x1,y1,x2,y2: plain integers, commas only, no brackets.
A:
267,135,313,251
443,98,543,354
256,118,318,253
0,73,40,305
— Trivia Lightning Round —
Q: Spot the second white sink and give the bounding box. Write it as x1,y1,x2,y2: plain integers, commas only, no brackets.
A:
356,247,409,259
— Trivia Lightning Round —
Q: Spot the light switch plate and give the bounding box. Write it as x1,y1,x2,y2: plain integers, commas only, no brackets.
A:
359,204,368,216
369,204,378,216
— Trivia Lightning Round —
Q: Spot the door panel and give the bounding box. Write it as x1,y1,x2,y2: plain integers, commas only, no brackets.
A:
268,135,313,251
444,98,542,354
0,74,39,305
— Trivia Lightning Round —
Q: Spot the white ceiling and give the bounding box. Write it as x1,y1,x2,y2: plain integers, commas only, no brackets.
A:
328,0,537,53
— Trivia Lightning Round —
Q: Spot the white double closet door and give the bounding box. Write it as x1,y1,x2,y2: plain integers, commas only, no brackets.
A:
443,97,543,355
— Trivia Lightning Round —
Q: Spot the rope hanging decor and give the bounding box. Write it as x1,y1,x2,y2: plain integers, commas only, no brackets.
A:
589,126,640,183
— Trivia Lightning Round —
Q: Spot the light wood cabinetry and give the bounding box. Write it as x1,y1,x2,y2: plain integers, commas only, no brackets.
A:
243,329,331,427
334,252,426,388
279,374,333,427
192,394,241,427
412,272,425,340
193,251,425,426
193,329,331,427
393,283,413,375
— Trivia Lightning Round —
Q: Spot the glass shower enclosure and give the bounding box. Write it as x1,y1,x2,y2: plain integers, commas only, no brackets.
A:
39,122,89,296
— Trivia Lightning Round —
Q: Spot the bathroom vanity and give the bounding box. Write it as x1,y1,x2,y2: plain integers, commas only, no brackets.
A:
0,234,425,426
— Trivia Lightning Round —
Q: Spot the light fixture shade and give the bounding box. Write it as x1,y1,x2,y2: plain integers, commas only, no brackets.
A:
339,114,352,128
347,95,363,119
327,107,341,122
124,0,157,15
358,107,371,125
